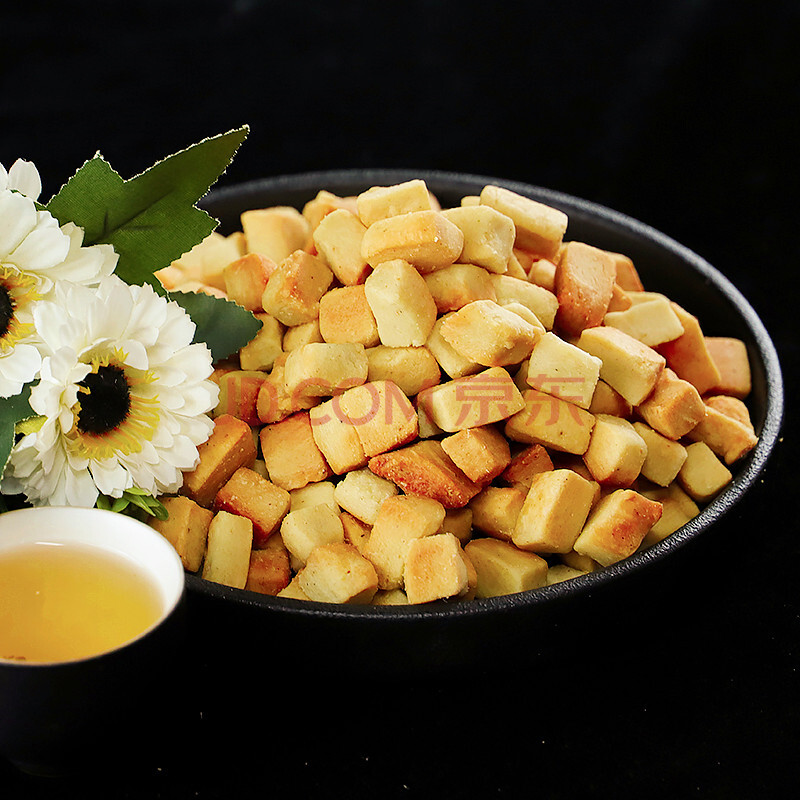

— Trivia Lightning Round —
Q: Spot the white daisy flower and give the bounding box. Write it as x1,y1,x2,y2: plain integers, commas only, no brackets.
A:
1,275,219,508
0,158,42,200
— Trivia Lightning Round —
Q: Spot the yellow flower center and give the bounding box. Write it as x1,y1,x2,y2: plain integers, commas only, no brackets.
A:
0,267,39,353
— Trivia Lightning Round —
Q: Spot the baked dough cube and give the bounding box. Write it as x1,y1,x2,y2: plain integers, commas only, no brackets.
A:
500,444,554,488
426,314,482,379
368,439,481,508
289,480,339,513
589,380,632,418
440,425,511,484
704,337,752,398
356,179,433,227
657,303,722,395
333,468,399,525
439,300,540,367
637,367,706,440
440,507,474,545
182,414,258,508
365,345,441,396
364,259,438,346
415,395,444,438
404,532,469,604
546,564,587,585
149,496,213,572
223,252,275,311
502,302,547,333
261,250,334,326
512,469,597,553
606,283,633,313
361,210,464,273
704,395,755,431
216,370,267,426
528,257,557,292
417,367,525,432
504,388,596,455
318,285,379,347
469,485,527,541
582,415,647,487
241,206,311,264
640,484,700,546
561,549,599,573
489,274,559,329
280,506,345,567
214,467,291,548
464,538,549,598
238,313,284,372
202,511,254,589
363,495,446,589
632,421,688,487
576,326,665,406
372,589,410,605
555,242,617,336
259,411,332,491
245,535,291,596
309,399,368,474
284,342,368,397
479,185,567,259
606,251,644,292
526,331,602,410
337,380,419,457
573,489,662,566
312,208,370,285
341,512,372,554
423,263,497,312
256,361,318,424
440,205,516,273
283,319,323,351
298,542,378,604
686,404,759,464
303,190,359,230
167,231,244,292
603,295,684,347
277,575,311,600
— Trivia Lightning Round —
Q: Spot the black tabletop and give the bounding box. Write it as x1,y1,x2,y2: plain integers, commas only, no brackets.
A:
1,1,797,797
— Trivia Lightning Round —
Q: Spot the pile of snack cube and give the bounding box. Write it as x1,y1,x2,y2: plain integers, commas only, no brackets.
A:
150,179,758,605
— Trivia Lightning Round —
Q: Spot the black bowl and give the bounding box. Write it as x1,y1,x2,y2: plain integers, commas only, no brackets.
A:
187,169,783,676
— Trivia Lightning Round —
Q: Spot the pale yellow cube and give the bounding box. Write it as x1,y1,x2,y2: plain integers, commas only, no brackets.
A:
279,506,345,566
686,404,759,465
277,574,311,601
604,296,685,346
261,250,334,326
633,421,688,487
423,263,497,312
238,313,284,372
302,190,358,230
479,185,568,259
361,210,464,273
640,483,700,545
241,207,311,263
312,208,370,285
202,510,254,589
576,326,666,406
677,442,733,502
283,319,323,351
502,302,547,333
441,205,516,273
309,399,368,474
333,468,399,525
318,285,380,347
425,314,482,379
439,300,540,367
464,537,549,598
512,469,597,553
440,507,474,544
372,589,410,605
283,342,368,397
298,542,378,604
356,179,433,227
583,414,647,487
546,564,587,585
525,331,602,410
364,259,438,346
289,480,339,513
404,532,469,604
469,485,527,541
341,512,372,554
169,231,244,292
365,345,441,396
150,495,213,573
488,274,559,329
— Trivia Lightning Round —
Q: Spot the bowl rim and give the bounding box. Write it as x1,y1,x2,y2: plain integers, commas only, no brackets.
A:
189,168,785,621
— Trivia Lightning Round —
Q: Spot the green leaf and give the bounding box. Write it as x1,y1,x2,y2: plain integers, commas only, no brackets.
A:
0,384,34,477
168,291,262,361
46,126,249,291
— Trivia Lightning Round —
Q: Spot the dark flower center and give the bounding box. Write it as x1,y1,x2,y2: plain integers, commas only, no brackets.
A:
77,365,132,435
0,285,15,339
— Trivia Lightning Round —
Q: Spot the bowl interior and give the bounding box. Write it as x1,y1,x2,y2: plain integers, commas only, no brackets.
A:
192,169,784,623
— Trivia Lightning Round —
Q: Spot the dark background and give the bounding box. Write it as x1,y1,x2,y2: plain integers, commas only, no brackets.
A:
1,1,797,797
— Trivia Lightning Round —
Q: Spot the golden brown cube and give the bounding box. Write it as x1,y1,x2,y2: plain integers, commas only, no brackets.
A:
261,250,334,326
149,495,213,572
289,480,339,513
637,367,706,440
440,507,474,545
215,370,267,426
469,485,527,541
640,483,700,546
356,179,433,227
440,205,516,273
283,342,368,398
223,252,275,311
464,537,549,598
256,361,318,425
365,345,441,397
632,421,688,487
582,414,647,487
500,444,554,488
318,285,380,347
686,404,759,465
341,512,372,554
440,425,511,484
704,337,752,398
555,241,617,336
279,505,345,566
404,532,470,604
603,296,684,347
588,380,632,418
298,542,378,604
489,274,559,329
244,535,291,596
238,313,284,372
425,314,482,380
423,263,497,313
241,206,311,264
309,399,368,475
333,468,399,525
259,411,332,491
606,251,644,292
282,319,323,351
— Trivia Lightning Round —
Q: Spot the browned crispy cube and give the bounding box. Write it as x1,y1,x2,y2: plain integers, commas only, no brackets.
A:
298,542,378,604
256,361,318,425
589,380,632,418
223,252,275,311
261,250,334,326
440,205,516,273
214,467,291,548
637,367,706,440
573,490,663,566
238,314,284,373
356,179,433,226
404,533,469,604
640,484,700,546
182,414,258,507
259,411,332,491
500,444,554,488
440,425,511,484
657,303,721,395
215,370,267,426
704,337,752,399
245,535,291,596
704,395,755,431
149,495,213,572
606,251,644,292
318,285,380,347
368,439,481,508
528,257,557,291
341,511,372,554
469,485,527,541
303,189,359,230
686,404,759,465
555,241,617,336
423,263,497,312
440,507,474,544
283,342,368,398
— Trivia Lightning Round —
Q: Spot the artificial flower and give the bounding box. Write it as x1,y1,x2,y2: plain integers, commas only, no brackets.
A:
0,158,42,200
1,275,219,508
